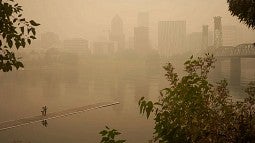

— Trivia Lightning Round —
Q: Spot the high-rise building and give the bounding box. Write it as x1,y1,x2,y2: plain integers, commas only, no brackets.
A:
202,25,209,50
214,16,223,48
134,26,150,51
187,32,202,52
187,28,213,53
137,12,149,27
222,25,238,46
208,31,214,46
92,41,115,55
158,21,186,57
109,15,125,50
63,38,90,56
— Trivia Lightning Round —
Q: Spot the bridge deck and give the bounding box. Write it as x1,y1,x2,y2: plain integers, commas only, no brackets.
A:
0,102,119,132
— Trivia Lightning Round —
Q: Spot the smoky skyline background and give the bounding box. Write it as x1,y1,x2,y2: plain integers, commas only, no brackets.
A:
19,0,255,44
1,1,255,142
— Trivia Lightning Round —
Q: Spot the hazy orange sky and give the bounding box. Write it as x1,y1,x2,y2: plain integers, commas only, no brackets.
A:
20,0,253,41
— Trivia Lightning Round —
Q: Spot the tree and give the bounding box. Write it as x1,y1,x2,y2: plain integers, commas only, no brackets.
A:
0,0,40,72
227,0,255,29
139,54,255,142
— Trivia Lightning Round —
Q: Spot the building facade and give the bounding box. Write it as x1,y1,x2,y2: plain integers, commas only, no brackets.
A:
92,41,115,55
222,25,239,46
63,38,90,56
134,26,150,51
158,21,186,58
109,15,125,50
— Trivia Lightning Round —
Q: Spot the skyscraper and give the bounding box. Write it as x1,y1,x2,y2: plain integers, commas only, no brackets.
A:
187,32,202,53
109,15,125,50
134,26,150,51
158,21,186,58
222,25,238,46
214,16,223,48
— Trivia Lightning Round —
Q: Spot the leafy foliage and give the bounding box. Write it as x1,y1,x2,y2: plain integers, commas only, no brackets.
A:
99,126,126,143
227,0,255,29
139,54,255,143
0,0,40,72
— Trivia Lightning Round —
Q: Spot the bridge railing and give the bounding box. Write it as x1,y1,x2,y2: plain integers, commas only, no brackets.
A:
211,43,255,57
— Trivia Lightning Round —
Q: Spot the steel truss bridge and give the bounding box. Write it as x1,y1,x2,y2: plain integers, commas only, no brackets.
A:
208,43,255,58
203,43,255,85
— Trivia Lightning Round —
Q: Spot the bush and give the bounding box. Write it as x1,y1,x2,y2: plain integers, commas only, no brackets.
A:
139,54,255,143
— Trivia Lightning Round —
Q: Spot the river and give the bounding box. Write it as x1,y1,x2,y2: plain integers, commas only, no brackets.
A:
0,57,254,143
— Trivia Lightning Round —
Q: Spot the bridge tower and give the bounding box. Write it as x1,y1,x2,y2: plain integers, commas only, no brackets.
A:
202,25,209,50
214,16,223,49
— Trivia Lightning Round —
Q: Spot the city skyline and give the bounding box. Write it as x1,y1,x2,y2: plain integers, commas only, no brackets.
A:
34,15,254,56
19,0,255,41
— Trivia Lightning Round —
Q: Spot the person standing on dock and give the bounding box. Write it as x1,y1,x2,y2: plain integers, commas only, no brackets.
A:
42,106,48,116
44,106,47,116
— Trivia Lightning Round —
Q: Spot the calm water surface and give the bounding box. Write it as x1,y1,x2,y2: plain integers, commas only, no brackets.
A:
0,58,254,143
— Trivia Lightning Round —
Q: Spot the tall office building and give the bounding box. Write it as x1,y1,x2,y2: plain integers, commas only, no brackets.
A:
134,26,150,51
222,25,238,46
158,21,186,58
109,15,125,50
187,32,202,52
137,12,149,27
214,16,223,48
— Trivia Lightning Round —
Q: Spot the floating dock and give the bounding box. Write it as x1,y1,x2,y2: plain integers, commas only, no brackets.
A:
0,102,119,131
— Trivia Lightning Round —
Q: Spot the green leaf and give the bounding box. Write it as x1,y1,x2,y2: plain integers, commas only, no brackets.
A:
13,18,18,23
30,20,40,26
99,130,108,136
17,61,24,68
27,39,31,45
7,39,13,48
31,28,36,35
21,38,25,47
15,41,21,49
20,27,24,34
146,101,153,119
30,36,36,39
